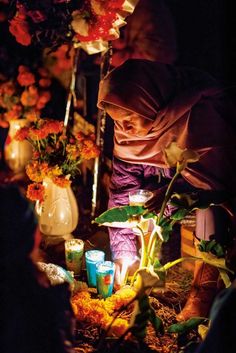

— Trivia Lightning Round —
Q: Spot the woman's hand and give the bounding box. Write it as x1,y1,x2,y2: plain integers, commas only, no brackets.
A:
144,186,168,213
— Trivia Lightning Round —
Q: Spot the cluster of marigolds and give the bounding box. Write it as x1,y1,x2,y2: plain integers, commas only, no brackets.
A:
14,119,100,203
0,65,51,128
71,287,136,337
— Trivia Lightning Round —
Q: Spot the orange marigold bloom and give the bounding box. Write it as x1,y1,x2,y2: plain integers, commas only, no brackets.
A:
4,109,21,121
28,127,48,140
52,176,71,188
2,81,16,96
80,143,100,160
24,110,38,122
26,183,45,202
14,126,29,141
9,12,31,46
26,161,46,182
20,87,39,107
17,71,35,87
43,120,63,134
36,91,51,109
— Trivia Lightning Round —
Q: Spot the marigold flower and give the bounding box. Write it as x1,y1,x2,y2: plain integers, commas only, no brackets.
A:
36,91,51,109
80,143,100,160
4,109,21,121
107,318,129,337
71,290,131,337
17,71,35,87
21,87,39,107
43,120,63,135
9,12,31,46
26,161,47,182
26,183,45,202
52,176,71,188
2,81,16,96
14,126,29,141
24,111,38,122
28,127,48,140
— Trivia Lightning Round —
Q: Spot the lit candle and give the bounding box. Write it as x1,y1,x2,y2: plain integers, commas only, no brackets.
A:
129,189,153,235
65,239,84,276
96,261,115,298
85,250,105,287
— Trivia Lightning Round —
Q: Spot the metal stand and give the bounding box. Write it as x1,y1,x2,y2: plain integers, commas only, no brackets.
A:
63,47,80,128
91,42,112,217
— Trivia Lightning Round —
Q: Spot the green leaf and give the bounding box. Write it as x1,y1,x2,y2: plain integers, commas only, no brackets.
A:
94,205,145,224
159,217,173,242
149,306,164,335
170,192,199,209
167,317,207,334
198,240,225,258
170,208,189,221
218,269,232,288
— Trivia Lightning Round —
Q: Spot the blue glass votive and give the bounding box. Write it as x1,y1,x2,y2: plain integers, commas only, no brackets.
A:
85,250,105,287
96,261,115,298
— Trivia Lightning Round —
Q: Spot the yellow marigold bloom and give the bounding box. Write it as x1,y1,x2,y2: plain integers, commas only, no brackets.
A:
26,161,49,182
108,318,129,337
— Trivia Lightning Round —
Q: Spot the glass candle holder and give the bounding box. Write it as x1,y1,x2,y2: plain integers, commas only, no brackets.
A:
96,261,115,298
129,189,153,235
65,239,84,276
85,250,105,287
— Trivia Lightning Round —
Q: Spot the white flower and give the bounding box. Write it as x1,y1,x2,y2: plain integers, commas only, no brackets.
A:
71,11,89,36
163,141,199,172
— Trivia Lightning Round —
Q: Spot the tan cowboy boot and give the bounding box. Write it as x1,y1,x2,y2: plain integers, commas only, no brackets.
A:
176,259,220,321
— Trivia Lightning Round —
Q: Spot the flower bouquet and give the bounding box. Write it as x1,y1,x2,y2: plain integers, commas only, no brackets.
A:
0,65,52,172
15,118,100,237
0,65,51,128
15,118,100,202
9,0,139,54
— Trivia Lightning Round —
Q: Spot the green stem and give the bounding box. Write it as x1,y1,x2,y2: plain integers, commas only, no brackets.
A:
136,224,147,268
162,256,202,271
158,172,180,223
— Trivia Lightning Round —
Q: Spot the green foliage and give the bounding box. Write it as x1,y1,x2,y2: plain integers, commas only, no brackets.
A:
94,205,146,224
198,240,225,258
129,294,164,339
158,217,173,242
167,317,207,334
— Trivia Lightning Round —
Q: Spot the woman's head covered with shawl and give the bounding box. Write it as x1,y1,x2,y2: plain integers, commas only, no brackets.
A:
97,59,176,121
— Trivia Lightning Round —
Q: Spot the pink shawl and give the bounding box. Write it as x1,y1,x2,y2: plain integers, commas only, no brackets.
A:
98,59,236,193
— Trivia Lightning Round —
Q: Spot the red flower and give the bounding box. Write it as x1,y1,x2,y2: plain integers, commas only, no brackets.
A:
17,70,35,87
27,10,46,23
9,12,31,46
14,126,29,141
26,183,45,202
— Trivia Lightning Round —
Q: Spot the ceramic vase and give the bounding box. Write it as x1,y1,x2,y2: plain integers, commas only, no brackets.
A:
36,177,79,239
4,119,32,173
